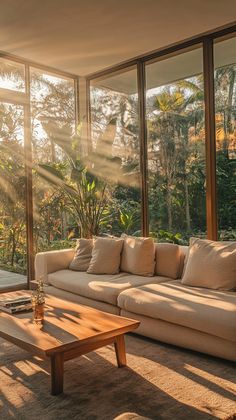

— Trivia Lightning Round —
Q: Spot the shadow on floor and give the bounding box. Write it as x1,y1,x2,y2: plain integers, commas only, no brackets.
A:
1,335,235,420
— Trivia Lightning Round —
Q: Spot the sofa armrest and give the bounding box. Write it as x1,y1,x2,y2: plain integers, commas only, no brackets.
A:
35,248,75,284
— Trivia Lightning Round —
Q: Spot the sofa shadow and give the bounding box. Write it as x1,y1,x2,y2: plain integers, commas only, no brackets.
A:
124,333,236,400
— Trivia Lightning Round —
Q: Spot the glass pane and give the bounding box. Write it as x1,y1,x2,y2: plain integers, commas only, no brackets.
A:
90,67,141,237
0,58,25,91
214,36,236,240
146,47,206,244
0,102,27,288
30,69,76,253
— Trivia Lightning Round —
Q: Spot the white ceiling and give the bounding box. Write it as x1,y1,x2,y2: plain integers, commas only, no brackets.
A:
92,37,236,94
0,0,235,77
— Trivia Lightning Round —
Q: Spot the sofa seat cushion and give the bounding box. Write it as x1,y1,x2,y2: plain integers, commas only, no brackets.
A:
48,270,170,306
117,280,236,342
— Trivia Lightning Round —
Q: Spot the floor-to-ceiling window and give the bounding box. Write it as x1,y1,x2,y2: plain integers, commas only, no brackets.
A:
214,36,236,240
90,67,141,236
0,58,27,288
0,56,78,288
88,27,236,243
146,46,206,244
30,68,76,254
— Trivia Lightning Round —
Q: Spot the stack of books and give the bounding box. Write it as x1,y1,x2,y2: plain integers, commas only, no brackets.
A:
0,295,33,314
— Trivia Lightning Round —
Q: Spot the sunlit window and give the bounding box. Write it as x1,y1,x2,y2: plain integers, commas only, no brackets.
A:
214,36,236,240
90,68,141,236
30,69,76,253
146,47,206,244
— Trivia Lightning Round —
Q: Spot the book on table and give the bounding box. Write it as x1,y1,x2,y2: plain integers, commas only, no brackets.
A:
0,295,33,314
0,303,33,314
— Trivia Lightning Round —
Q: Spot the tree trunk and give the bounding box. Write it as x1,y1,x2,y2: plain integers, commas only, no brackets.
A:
166,184,172,231
11,231,16,266
184,177,191,232
225,69,235,155
226,70,235,135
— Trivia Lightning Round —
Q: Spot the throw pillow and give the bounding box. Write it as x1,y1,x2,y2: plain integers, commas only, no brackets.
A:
181,237,236,290
120,235,155,276
155,243,181,279
69,238,93,271
87,237,123,274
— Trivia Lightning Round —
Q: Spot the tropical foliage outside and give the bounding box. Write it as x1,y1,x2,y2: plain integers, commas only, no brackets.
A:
0,53,235,276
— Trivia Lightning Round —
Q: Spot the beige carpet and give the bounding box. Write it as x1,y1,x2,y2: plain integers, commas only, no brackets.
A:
0,334,235,420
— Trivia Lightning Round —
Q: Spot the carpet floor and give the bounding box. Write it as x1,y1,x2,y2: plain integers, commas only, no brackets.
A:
0,334,235,420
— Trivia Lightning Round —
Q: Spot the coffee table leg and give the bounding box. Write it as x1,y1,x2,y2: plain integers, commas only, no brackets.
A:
50,353,64,395
114,335,127,367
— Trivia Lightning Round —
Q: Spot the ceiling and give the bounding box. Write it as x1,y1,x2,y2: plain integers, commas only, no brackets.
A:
91,37,236,94
0,0,235,77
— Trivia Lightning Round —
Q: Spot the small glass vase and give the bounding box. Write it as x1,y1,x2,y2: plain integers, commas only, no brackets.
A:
33,302,44,325
32,276,45,325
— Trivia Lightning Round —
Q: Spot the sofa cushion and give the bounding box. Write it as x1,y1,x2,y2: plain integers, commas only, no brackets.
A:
69,238,93,271
120,235,155,276
179,245,189,278
155,243,180,279
120,309,236,362
87,237,123,274
48,270,169,306
117,280,236,342
182,237,236,290
45,285,120,315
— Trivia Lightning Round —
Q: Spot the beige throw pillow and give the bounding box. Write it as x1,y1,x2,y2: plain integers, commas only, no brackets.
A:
69,238,93,271
120,235,155,276
181,237,236,290
155,243,181,279
87,237,123,274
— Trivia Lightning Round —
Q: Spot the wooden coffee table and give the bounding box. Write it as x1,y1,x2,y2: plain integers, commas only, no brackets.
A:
0,291,139,395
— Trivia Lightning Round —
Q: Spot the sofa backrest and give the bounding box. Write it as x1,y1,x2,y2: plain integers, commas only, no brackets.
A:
154,243,189,279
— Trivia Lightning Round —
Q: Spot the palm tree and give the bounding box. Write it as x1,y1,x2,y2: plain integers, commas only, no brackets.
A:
149,77,204,232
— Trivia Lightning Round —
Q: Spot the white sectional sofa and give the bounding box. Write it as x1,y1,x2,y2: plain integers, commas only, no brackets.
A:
35,244,236,362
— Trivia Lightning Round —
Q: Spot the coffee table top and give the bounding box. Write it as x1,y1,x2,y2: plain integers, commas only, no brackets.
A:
0,291,139,358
